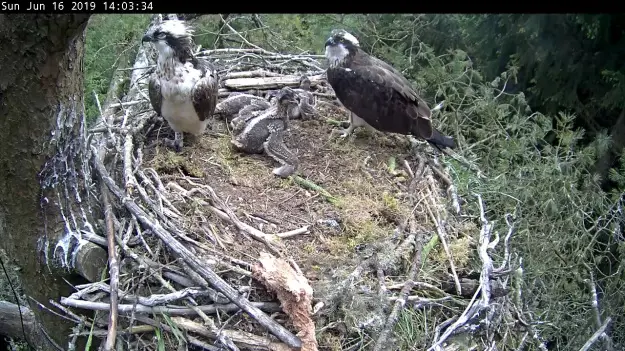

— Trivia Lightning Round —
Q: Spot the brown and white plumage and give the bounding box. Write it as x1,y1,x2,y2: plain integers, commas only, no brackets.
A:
324,29,455,149
290,76,316,120
214,93,270,122
142,19,219,151
230,87,300,178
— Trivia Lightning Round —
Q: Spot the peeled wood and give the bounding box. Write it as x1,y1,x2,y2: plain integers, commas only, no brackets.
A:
73,241,108,282
223,74,324,90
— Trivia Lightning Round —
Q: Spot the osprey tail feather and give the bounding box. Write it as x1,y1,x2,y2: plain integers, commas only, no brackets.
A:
426,128,456,149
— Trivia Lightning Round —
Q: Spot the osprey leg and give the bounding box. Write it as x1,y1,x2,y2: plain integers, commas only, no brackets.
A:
333,112,372,138
263,131,298,178
161,132,184,152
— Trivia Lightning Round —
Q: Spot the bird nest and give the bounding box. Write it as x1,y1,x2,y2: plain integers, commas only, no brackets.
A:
53,35,516,351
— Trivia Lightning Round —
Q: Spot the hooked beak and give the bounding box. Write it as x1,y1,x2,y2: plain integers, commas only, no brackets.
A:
141,34,153,43
324,37,335,47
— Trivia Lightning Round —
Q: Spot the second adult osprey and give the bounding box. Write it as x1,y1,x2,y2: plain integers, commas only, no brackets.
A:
324,30,456,149
142,19,219,152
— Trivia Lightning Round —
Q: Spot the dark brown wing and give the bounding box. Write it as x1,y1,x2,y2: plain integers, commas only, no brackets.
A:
353,52,433,138
148,74,162,116
192,57,219,121
327,50,433,139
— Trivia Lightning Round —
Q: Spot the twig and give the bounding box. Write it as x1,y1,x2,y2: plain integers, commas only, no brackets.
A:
579,317,612,351
107,100,147,109
60,298,281,316
101,182,119,351
275,226,310,239
424,186,461,295
427,194,500,351
220,14,264,51
123,134,135,195
291,175,338,204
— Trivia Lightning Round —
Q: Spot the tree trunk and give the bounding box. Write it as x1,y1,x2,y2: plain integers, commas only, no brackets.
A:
0,14,92,350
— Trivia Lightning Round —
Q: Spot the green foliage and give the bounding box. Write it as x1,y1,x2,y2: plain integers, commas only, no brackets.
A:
83,14,151,123
417,44,625,349
446,14,625,133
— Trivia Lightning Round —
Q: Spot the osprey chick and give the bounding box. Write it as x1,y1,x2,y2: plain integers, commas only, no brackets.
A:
324,29,456,149
214,93,270,122
142,19,219,152
230,87,300,178
290,76,316,120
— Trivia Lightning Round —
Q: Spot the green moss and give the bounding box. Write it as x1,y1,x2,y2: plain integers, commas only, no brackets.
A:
150,151,205,178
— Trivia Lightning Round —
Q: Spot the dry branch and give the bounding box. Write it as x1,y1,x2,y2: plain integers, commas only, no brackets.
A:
72,241,108,282
579,317,612,351
426,193,518,351
101,183,119,351
170,316,292,351
424,186,462,295
60,298,281,316
224,74,324,90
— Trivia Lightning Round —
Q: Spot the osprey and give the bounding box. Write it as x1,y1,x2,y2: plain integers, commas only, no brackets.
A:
214,93,270,122
291,75,316,120
324,29,456,149
142,19,219,152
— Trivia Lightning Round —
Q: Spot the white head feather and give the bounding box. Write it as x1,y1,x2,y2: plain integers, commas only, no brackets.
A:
146,19,194,60
159,19,193,38
325,30,360,67
341,31,359,47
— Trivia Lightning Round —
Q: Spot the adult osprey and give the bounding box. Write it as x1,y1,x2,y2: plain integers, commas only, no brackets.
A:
142,19,219,152
324,29,456,149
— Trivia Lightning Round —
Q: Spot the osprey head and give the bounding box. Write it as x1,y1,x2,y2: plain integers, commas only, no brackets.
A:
324,29,359,66
142,19,194,59
276,87,299,106
325,29,360,48
299,75,311,90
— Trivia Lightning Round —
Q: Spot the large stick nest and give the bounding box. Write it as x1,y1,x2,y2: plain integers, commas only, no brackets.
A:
55,17,523,351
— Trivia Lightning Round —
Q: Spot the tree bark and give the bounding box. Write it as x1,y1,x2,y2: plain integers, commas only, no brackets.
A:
0,14,92,350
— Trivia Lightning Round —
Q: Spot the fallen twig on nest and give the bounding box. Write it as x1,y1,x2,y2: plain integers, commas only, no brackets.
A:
427,193,516,351
424,185,462,296
291,175,338,204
